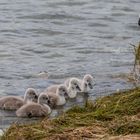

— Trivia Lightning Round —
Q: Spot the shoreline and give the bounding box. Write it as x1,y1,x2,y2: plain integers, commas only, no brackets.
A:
1,87,140,140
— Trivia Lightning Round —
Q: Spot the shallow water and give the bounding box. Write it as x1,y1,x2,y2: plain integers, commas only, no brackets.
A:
0,0,140,129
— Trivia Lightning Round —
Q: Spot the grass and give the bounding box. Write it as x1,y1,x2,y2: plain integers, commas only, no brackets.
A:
1,88,140,140
134,42,140,65
131,42,140,65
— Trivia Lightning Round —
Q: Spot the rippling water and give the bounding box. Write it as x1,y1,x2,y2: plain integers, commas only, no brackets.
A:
0,0,140,129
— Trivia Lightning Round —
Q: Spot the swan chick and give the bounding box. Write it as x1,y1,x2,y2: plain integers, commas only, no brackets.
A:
0,88,38,110
46,84,68,106
16,92,51,118
82,74,94,92
65,74,94,93
65,78,81,98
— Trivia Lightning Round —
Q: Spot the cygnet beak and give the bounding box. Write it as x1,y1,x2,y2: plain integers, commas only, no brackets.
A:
76,85,81,91
47,100,51,105
27,112,32,118
35,95,38,99
47,99,55,108
48,99,50,104
64,92,69,99
88,83,93,89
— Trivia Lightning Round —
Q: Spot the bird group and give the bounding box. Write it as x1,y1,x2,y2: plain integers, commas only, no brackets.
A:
0,74,94,118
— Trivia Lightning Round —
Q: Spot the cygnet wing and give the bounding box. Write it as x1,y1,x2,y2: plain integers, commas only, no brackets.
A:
0,96,24,110
16,102,49,117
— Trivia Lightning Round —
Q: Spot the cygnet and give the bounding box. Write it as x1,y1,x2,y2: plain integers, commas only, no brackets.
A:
0,88,38,110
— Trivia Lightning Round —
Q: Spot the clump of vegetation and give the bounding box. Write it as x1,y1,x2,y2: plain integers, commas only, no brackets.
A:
132,42,140,68
1,88,140,140
110,42,140,85
131,42,140,83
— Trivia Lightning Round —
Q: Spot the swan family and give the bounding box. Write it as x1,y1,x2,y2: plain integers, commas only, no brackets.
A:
0,74,94,118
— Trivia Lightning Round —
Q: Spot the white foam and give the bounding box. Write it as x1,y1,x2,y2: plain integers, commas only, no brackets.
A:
0,129,3,136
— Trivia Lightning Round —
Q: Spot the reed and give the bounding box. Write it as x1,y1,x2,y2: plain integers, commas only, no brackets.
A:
130,42,140,83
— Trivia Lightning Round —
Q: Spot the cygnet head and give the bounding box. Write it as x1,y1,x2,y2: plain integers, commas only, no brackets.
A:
67,78,81,98
83,74,94,90
70,78,81,92
38,92,50,105
24,88,38,103
57,85,69,99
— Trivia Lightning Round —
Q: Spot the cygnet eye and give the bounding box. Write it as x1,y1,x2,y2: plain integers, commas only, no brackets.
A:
43,96,48,100
74,83,77,86
62,89,65,92
31,91,36,95
72,87,75,90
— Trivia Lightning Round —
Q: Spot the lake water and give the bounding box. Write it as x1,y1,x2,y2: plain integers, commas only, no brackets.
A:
0,0,140,130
